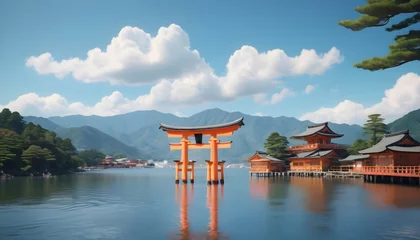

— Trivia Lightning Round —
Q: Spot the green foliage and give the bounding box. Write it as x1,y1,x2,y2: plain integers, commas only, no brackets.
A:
264,132,289,159
0,108,86,175
79,149,106,167
339,0,420,71
0,128,24,168
363,114,389,145
347,139,371,154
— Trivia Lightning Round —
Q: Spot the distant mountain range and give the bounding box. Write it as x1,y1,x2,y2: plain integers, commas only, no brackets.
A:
23,108,420,162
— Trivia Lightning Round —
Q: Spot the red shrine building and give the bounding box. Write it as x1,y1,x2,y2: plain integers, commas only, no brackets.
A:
288,122,349,172
247,151,286,175
359,130,420,173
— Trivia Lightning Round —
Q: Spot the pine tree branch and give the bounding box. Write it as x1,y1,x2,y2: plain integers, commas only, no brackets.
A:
386,13,420,31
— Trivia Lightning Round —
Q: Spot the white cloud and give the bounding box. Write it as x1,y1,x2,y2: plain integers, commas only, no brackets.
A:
271,88,296,104
300,72,420,124
304,84,315,94
24,24,343,111
255,112,264,117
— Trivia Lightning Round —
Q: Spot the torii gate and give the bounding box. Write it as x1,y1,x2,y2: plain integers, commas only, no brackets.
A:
159,117,244,184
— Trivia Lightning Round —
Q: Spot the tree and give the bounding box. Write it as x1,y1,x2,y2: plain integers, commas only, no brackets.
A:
363,114,389,145
264,132,289,159
79,149,106,167
339,1,420,71
347,139,371,155
0,129,24,169
21,145,56,172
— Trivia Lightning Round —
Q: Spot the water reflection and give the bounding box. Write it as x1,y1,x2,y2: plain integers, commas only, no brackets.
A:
289,177,336,214
249,177,289,207
365,183,420,209
172,184,228,240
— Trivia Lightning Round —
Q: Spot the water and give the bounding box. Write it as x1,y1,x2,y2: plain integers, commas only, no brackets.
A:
1,168,420,240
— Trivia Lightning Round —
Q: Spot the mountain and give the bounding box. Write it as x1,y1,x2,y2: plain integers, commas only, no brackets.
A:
388,108,420,141
23,116,145,158
48,110,182,142
44,108,365,162
24,116,61,131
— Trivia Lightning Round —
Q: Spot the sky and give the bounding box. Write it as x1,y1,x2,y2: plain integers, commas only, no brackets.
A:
0,0,419,125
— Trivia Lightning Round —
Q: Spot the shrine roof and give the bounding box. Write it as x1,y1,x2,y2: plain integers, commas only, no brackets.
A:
159,117,244,131
253,151,284,162
359,130,420,154
339,154,370,162
291,122,343,139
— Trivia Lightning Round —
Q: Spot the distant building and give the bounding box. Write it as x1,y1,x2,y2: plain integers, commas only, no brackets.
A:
246,151,286,174
288,122,348,172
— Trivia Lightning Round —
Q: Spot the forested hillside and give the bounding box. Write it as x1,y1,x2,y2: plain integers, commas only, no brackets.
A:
0,108,84,176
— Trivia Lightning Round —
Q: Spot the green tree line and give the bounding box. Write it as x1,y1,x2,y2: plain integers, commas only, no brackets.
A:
0,108,105,176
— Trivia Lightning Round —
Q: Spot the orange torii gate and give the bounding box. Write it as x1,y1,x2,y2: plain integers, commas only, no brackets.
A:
159,118,244,184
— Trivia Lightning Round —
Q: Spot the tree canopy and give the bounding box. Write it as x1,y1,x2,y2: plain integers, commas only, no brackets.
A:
339,0,420,71
0,108,90,176
264,132,289,159
347,139,371,154
79,150,106,167
363,114,389,145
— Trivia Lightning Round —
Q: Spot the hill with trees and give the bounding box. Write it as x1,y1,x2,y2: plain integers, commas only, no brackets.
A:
0,108,85,176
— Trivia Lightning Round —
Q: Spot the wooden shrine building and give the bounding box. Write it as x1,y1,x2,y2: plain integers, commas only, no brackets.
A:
356,130,420,182
288,122,348,172
246,151,286,176
159,118,244,184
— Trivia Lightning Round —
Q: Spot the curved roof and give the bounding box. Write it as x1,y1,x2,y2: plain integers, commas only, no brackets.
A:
159,117,244,131
359,130,420,154
289,149,334,159
253,151,283,162
339,154,370,162
291,122,343,139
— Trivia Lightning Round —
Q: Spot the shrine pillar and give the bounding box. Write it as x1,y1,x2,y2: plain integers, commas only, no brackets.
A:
206,161,212,185
180,136,189,184
210,135,219,184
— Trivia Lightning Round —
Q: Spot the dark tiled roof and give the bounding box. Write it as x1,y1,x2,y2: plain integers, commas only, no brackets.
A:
387,146,420,153
254,151,284,162
339,154,370,162
359,130,419,154
289,149,336,159
159,118,244,131
291,122,343,139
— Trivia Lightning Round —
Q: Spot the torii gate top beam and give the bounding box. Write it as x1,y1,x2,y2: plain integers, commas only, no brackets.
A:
159,117,244,138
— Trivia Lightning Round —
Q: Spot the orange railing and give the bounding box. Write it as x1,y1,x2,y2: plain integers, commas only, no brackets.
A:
289,143,344,152
328,166,354,172
290,167,322,172
360,166,420,177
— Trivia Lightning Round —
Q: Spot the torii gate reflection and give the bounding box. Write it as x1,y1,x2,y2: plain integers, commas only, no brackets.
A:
172,184,227,240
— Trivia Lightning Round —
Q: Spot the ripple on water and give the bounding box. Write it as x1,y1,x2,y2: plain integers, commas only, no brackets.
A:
381,226,420,240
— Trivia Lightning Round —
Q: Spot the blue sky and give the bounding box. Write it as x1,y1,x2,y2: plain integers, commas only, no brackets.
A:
0,0,419,124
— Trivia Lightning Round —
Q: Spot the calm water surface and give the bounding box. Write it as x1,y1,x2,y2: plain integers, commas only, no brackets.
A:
1,168,420,240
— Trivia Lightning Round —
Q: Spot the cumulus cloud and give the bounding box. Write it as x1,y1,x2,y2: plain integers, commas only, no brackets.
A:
11,24,345,117
25,24,343,109
304,84,315,94
300,72,420,124
271,88,296,104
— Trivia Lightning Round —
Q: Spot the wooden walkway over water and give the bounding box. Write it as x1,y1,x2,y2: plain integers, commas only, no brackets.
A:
249,166,420,186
